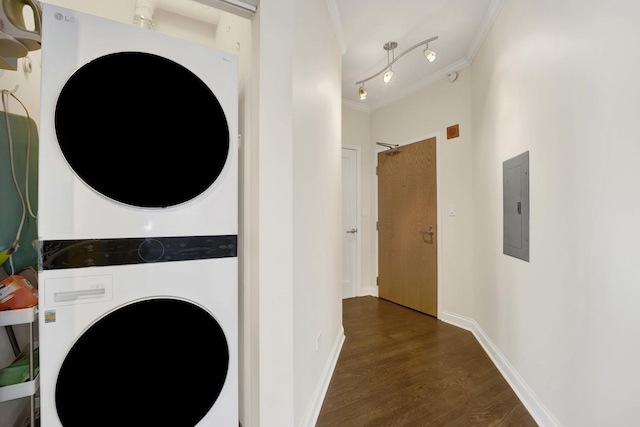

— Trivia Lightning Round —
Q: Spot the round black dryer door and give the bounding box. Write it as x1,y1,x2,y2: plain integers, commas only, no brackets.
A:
55,299,230,427
55,52,230,208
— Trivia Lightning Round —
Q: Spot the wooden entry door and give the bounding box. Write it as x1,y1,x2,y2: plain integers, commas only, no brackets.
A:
377,137,437,316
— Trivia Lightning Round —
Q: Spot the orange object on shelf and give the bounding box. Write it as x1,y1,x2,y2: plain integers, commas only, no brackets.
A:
0,274,38,311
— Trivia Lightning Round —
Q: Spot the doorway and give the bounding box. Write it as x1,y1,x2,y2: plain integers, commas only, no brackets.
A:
376,136,439,316
342,146,360,299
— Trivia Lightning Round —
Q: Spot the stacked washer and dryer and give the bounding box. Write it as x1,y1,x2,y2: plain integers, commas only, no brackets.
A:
37,4,238,426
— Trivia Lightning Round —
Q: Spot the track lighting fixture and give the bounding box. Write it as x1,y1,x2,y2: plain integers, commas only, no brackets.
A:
382,41,396,83
356,36,438,100
423,47,436,62
359,84,367,100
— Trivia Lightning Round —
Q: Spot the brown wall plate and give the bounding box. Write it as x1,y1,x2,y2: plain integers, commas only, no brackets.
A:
447,124,459,139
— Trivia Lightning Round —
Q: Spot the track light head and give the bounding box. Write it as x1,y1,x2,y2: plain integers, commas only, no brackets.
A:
423,48,436,62
383,42,396,83
359,85,367,100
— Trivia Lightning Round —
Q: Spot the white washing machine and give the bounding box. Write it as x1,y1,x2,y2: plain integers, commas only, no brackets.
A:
38,259,238,427
37,4,239,426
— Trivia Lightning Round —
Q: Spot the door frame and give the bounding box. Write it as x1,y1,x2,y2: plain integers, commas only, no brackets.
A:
342,144,362,298
373,132,443,318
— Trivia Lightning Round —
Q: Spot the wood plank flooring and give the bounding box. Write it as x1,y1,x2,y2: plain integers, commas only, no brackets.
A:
316,296,537,427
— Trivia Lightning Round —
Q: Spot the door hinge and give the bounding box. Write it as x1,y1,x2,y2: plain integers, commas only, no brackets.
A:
376,166,378,175
376,277,379,286
376,221,378,231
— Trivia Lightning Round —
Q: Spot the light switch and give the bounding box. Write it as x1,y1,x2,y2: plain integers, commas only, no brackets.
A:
448,204,456,216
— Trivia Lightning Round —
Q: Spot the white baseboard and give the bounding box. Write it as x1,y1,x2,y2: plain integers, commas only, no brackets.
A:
299,326,345,427
439,311,474,331
358,287,378,297
440,311,560,427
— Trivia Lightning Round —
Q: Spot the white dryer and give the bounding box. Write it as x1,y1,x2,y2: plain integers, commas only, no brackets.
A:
37,4,239,427
38,3,238,241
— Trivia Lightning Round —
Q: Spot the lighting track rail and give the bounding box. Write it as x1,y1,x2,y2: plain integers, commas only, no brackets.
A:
356,36,438,100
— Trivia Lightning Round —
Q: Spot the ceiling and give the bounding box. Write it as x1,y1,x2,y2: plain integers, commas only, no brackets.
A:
333,0,503,111
197,0,502,112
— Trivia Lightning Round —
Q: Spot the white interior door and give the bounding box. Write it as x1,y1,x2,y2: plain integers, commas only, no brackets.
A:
342,147,358,299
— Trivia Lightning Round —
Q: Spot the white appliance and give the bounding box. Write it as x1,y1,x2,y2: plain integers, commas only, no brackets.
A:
37,4,239,426
38,4,238,241
38,259,238,427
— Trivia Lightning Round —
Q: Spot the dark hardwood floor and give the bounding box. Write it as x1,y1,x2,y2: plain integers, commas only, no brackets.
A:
316,296,537,427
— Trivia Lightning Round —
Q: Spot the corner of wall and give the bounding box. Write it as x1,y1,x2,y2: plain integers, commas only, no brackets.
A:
440,311,560,427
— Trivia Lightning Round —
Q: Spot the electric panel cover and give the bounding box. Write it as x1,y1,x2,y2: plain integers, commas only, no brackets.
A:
503,151,529,261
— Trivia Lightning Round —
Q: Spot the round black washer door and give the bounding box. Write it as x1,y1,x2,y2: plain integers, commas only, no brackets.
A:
55,51,230,208
55,298,229,427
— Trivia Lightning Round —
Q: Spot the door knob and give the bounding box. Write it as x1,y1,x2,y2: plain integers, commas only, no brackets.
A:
346,228,358,234
420,226,434,235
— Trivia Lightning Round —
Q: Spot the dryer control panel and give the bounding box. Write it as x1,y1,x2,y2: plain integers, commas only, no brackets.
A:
40,235,237,270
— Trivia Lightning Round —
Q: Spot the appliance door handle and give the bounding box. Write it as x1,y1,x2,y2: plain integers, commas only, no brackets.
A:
54,288,106,302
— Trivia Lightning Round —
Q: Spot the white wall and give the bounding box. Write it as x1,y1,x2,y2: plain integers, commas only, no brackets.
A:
471,0,640,425
0,56,40,125
248,0,295,425
369,68,475,318
247,0,344,425
291,0,342,424
341,107,374,295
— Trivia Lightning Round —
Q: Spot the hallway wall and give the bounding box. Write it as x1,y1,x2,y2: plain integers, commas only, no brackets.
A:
368,67,475,318
292,0,343,424
471,0,640,425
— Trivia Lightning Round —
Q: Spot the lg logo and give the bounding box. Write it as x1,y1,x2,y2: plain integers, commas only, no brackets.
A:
54,12,75,22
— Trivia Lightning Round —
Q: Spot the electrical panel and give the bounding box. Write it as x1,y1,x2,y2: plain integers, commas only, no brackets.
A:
503,151,529,261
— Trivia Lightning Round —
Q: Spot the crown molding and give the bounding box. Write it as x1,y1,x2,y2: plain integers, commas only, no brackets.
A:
342,58,470,113
341,0,506,114
369,58,470,111
342,99,371,113
325,0,347,56
465,0,506,63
